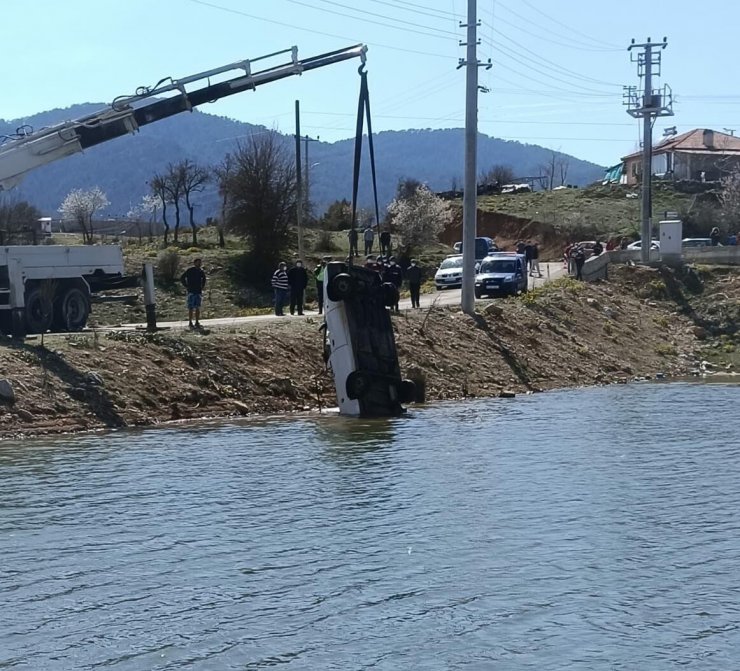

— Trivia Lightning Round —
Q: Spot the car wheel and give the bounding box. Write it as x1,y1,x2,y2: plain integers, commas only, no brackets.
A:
327,273,355,302
346,370,371,400
399,379,416,404
474,287,482,299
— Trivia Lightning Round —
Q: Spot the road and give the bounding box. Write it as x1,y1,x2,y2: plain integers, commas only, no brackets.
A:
121,262,566,332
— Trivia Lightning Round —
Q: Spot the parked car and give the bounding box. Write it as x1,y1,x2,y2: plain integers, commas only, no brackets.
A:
454,236,498,260
626,239,660,251
435,255,464,289
474,253,528,298
682,238,720,247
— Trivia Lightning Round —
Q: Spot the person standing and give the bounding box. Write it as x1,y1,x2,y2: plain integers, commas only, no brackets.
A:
710,226,721,246
383,256,403,312
524,240,534,273
363,226,375,255
379,228,391,256
315,257,329,314
405,258,422,309
271,261,289,316
180,257,206,329
530,243,542,277
287,260,308,315
573,246,586,281
347,227,359,257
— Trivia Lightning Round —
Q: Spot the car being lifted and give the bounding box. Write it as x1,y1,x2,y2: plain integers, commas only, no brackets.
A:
323,261,415,417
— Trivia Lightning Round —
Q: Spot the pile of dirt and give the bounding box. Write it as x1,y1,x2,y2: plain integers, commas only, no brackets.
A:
2,265,735,440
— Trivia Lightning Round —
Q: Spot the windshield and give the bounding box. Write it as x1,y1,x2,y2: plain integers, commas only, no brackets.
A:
479,259,516,274
439,257,463,270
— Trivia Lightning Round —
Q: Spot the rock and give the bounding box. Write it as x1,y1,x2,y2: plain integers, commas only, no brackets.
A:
231,400,252,415
85,372,104,386
499,390,516,398
484,304,504,317
603,307,616,319
0,379,16,405
692,326,709,340
15,409,34,422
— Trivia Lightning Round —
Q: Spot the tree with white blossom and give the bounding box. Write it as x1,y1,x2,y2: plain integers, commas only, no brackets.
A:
59,186,109,244
386,184,452,257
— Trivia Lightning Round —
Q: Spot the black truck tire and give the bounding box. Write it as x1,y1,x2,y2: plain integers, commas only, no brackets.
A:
24,287,54,334
54,287,90,331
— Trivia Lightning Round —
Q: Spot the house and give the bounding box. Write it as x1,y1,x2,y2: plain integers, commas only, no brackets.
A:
620,128,740,186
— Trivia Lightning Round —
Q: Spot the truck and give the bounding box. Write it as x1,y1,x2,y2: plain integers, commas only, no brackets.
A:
0,44,367,335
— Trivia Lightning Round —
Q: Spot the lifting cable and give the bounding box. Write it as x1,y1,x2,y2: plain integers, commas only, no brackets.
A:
350,63,380,258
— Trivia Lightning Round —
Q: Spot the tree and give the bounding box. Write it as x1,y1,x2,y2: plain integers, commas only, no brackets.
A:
180,159,210,246
150,174,171,245
386,185,452,256
213,154,235,248
127,194,159,243
166,162,185,243
538,150,557,191
222,131,296,261
0,197,42,244
320,199,352,230
480,164,515,186
395,176,423,202
719,169,740,232
556,155,570,187
58,186,109,244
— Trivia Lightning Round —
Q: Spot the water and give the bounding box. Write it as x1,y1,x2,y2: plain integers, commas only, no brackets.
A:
1,382,740,670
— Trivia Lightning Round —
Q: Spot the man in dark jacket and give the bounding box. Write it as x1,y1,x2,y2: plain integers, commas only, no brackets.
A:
405,259,422,308
347,227,359,257
573,246,586,281
287,260,309,315
379,228,391,256
180,257,206,329
271,261,289,316
383,256,403,312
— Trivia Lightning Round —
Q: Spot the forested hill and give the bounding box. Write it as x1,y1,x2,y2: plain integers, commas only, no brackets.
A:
1,104,605,217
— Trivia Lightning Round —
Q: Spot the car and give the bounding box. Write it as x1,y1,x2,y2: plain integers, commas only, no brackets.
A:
453,236,498,260
682,238,720,247
474,253,528,298
435,255,464,289
626,239,660,251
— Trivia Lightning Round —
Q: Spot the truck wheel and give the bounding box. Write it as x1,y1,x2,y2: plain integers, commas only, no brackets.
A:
381,282,399,308
327,273,355,302
346,370,370,400
55,287,90,331
24,287,54,334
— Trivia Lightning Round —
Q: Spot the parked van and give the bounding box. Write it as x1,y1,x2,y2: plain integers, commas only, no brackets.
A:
454,236,498,260
474,252,528,298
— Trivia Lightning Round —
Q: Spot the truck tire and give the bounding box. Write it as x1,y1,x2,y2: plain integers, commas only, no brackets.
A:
24,287,54,334
55,287,90,331
327,273,355,302
346,370,370,400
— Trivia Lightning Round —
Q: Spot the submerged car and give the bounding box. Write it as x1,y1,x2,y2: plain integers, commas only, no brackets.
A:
474,253,528,298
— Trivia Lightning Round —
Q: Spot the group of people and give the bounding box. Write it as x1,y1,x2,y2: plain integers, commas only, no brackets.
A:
364,254,423,310
514,240,542,277
347,226,393,257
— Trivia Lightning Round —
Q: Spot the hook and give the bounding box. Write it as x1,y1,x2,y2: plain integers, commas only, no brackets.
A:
358,62,366,76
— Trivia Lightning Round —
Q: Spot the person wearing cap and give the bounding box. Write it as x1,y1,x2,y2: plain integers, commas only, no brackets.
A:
287,259,308,316
383,256,403,312
180,257,206,329
405,258,422,308
271,261,289,316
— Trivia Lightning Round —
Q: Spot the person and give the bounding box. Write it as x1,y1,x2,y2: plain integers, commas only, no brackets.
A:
516,240,526,256
347,227,359,257
573,245,586,281
405,258,422,308
524,240,534,272
287,259,308,315
363,226,375,255
379,228,391,256
271,261,289,316
314,257,330,314
383,256,403,312
710,226,721,246
530,242,542,277
620,237,629,250
592,240,604,256
180,257,206,329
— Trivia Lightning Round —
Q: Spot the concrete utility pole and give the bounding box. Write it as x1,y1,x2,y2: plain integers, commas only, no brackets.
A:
625,37,673,263
303,135,320,220
294,100,304,261
458,0,491,315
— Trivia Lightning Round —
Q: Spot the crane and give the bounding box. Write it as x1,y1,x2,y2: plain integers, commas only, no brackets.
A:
0,44,367,190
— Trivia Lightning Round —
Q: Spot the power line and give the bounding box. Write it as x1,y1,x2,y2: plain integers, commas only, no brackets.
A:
364,0,460,23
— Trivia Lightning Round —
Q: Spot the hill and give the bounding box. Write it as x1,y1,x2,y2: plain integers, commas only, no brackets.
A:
1,104,605,218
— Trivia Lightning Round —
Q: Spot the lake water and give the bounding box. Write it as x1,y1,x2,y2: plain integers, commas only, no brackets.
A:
1,382,739,670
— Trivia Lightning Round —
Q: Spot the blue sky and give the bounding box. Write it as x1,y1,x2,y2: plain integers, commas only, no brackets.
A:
3,0,738,166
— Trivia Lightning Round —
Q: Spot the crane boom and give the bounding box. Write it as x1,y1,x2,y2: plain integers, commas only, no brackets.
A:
0,44,367,190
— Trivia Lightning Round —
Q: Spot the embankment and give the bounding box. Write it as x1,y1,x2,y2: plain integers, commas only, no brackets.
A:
0,265,736,440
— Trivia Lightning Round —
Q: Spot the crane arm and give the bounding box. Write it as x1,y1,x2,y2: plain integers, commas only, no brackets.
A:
0,44,367,191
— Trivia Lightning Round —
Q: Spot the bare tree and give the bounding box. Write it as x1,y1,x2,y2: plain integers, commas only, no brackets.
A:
179,159,210,246
222,131,296,261
150,174,171,245
557,155,570,186
538,151,557,191
59,186,109,244
480,164,515,186
719,169,740,230
213,154,235,248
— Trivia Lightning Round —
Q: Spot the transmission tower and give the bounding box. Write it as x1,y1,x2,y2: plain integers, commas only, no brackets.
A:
623,37,674,263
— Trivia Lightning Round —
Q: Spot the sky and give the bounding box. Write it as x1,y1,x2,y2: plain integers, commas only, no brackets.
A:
2,0,740,167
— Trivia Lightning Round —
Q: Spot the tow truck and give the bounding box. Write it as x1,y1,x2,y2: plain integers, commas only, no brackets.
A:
0,44,367,335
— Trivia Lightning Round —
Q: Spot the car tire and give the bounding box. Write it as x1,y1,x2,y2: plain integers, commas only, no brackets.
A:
346,370,371,400
327,273,355,302
474,287,482,299
399,379,416,404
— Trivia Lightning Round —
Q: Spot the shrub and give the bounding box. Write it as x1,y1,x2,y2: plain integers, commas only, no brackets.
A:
314,230,340,252
157,249,180,284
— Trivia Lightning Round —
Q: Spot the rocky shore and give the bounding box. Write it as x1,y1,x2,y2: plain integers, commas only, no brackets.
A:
0,265,737,440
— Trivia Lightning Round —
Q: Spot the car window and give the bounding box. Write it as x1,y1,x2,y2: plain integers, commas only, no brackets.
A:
479,260,516,273
439,257,463,269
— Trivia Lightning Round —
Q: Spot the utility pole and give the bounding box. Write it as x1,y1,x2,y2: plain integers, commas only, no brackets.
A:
458,0,491,315
294,100,304,261
303,134,320,221
624,37,673,264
